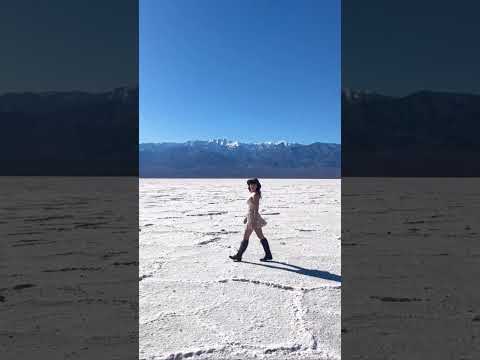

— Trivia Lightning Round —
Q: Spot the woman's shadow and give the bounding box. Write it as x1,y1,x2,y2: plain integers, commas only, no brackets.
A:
242,260,341,283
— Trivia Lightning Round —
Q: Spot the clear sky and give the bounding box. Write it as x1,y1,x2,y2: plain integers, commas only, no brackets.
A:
0,0,137,93
343,0,480,97
140,0,340,144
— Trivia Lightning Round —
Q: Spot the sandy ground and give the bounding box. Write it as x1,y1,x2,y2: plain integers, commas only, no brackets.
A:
140,179,341,360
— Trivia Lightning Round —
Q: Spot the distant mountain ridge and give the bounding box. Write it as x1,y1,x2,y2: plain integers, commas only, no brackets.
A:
140,140,340,178
4,86,477,177
0,87,138,175
0,87,137,112
342,88,480,176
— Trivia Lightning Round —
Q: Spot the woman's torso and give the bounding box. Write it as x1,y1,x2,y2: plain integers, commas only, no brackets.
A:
245,193,266,228
247,194,257,206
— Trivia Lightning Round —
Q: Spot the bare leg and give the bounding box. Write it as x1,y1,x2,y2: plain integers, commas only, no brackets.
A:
244,226,254,240
254,227,265,240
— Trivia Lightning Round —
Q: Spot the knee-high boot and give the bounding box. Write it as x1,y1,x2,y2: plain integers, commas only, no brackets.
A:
229,239,249,262
260,238,273,261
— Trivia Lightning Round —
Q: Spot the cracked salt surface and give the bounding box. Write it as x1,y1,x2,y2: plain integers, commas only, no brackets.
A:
140,179,341,360
1,178,138,359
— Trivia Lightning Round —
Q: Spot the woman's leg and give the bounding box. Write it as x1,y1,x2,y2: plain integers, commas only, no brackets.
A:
229,227,253,261
254,227,264,240
244,227,254,240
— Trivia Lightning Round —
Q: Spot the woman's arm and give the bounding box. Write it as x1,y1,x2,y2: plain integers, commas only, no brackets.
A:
252,193,260,217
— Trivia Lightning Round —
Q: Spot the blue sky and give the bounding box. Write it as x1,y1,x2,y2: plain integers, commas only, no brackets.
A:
140,0,340,144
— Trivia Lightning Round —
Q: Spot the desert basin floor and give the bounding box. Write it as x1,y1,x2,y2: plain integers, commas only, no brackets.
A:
140,179,341,360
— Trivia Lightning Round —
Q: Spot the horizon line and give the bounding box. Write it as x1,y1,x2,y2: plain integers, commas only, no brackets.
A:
139,139,341,146
342,87,480,98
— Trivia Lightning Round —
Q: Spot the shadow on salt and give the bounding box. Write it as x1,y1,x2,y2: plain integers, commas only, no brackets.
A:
241,260,341,283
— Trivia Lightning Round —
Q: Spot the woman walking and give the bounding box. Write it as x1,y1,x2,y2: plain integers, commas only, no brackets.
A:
229,178,273,262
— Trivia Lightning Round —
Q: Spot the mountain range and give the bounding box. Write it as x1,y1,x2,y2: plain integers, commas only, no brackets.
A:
2,87,479,176
0,87,138,175
140,140,341,178
342,89,480,176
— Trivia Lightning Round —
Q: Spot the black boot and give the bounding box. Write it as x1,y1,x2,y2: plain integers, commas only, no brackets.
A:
260,238,273,261
229,239,249,262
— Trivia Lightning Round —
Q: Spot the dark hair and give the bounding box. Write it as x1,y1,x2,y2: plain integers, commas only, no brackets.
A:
246,178,262,198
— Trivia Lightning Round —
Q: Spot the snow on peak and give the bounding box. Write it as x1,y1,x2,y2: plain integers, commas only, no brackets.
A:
195,139,296,148
254,140,291,146
226,141,239,148
207,138,240,147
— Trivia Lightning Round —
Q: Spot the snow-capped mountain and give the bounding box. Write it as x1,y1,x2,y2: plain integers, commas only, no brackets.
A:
140,140,340,178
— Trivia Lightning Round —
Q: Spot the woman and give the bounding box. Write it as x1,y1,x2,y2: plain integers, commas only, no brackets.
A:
229,178,273,262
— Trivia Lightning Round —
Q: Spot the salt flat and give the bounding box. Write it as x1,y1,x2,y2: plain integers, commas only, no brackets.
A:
0,177,138,360
342,178,480,359
140,179,341,360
